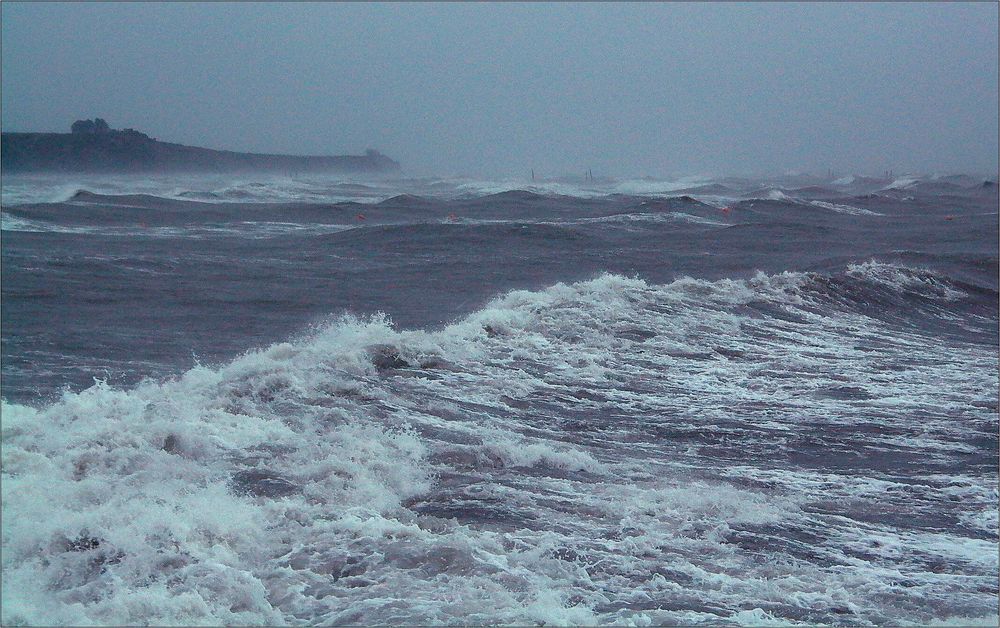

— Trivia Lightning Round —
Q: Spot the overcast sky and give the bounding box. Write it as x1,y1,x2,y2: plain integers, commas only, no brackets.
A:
2,2,997,177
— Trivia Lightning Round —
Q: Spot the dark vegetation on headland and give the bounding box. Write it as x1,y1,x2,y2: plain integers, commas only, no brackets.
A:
1,119,401,174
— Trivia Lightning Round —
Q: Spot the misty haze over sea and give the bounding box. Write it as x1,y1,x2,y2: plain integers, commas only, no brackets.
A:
1,3,998,626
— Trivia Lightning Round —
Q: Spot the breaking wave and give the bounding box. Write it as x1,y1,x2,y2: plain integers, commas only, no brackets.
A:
3,266,996,625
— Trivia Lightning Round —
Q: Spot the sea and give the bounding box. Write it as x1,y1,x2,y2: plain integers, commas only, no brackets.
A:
1,170,997,626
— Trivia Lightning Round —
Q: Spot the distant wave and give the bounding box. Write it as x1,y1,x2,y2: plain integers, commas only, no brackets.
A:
0,211,356,238
573,211,729,226
2,171,994,209
809,200,883,216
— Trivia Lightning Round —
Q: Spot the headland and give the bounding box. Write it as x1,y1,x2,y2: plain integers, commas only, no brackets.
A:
1,118,401,174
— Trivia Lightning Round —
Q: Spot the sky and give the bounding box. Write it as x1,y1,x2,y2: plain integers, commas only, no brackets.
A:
2,2,997,178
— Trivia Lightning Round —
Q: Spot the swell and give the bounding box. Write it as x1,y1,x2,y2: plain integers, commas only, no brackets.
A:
3,183,994,232
3,197,369,228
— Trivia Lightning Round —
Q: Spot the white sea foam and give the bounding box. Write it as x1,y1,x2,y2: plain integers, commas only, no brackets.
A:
611,176,713,196
451,211,729,229
810,200,883,216
1,174,401,207
453,178,607,199
574,211,729,227
1,212,48,232
884,176,921,190
847,260,967,300
0,215,355,238
2,267,996,625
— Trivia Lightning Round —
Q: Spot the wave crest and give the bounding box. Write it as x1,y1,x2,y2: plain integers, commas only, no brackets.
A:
2,263,996,625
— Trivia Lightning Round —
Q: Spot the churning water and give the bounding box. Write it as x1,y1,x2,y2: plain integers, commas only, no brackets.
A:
2,172,997,625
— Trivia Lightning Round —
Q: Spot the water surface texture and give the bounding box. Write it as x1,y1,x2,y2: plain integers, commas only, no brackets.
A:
2,172,997,625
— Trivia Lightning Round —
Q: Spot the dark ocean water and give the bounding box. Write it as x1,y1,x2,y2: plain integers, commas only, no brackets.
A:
1,172,997,625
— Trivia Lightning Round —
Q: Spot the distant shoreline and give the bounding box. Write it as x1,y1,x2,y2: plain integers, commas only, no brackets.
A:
1,126,400,174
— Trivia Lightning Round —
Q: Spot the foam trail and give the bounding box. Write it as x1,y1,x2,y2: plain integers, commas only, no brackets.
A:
810,200,883,216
